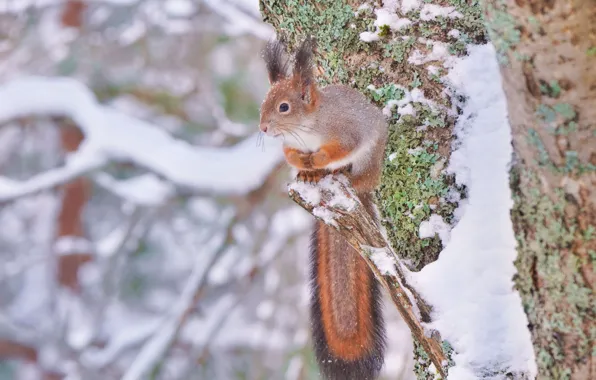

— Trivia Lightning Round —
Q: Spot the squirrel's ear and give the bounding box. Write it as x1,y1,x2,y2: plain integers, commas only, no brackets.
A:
292,37,318,106
263,39,289,84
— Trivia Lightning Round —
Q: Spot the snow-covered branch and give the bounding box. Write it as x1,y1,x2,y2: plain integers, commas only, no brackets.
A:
202,0,274,40
288,175,447,377
0,77,283,202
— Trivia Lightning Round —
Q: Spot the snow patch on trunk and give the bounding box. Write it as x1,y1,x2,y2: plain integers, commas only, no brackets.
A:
410,44,537,378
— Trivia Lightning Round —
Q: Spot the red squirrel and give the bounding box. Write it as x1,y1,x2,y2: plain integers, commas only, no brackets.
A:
259,38,388,380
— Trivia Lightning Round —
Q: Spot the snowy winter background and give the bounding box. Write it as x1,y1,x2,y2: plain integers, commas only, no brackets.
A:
0,0,536,379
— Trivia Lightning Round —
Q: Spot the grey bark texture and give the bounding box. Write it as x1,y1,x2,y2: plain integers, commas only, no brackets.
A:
483,0,596,378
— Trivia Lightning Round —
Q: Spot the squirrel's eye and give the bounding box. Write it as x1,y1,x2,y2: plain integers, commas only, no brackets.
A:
279,103,290,113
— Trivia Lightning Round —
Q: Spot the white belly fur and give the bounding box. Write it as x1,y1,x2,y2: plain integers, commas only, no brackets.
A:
282,128,322,152
324,138,374,173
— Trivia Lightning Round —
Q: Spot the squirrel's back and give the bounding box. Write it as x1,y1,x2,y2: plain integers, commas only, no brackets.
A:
317,85,387,187
317,84,386,141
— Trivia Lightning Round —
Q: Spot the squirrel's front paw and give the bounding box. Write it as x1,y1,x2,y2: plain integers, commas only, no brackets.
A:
296,169,327,184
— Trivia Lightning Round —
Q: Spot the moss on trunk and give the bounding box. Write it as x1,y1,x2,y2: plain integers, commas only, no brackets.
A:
482,0,596,378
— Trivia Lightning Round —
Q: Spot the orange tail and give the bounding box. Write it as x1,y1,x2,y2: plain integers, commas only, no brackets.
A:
309,216,386,380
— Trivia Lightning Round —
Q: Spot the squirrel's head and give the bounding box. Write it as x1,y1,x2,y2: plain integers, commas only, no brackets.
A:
259,38,319,139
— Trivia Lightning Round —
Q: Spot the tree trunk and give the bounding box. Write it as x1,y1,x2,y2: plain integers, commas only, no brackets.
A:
55,1,92,292
55,119,92,292
482,0,596,378
260,0,487,377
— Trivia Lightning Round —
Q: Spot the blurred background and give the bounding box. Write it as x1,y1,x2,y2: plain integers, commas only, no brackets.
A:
0,1,412,379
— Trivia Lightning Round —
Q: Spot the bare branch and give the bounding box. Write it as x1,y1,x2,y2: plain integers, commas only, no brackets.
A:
288,174,447,377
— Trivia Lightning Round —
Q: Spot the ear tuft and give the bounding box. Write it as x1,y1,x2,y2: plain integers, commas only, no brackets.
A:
293,36,316,89
263,39,289,84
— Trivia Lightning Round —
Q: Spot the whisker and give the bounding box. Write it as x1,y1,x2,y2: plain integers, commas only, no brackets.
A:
276,123,315,134
260,132,266,152
277,121,315,129
293,125,315,133
257,132,263,151
282,128,307,149
275,124,309,149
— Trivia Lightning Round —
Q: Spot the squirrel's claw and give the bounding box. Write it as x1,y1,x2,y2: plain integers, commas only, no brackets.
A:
297,170,326,184
297,166,350,184
296,171,308,183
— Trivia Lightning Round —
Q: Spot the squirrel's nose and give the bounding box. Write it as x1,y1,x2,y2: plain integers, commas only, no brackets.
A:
259,123,268,133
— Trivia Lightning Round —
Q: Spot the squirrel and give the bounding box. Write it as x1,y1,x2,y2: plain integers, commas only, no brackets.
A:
259,37,388,380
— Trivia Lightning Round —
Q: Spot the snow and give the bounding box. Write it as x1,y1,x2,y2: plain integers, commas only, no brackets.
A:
95,219,137,258
398,103,416,116
312,207,339,227
94,173,175,206
382,85,436,119
0,77,284,201
288,175,359,228
285,356,303,380
419,214,451,245
288,174,357,212
256,300,275,319
374,9,412,31
359,3,412,42
401,0,422,14
288,180,322,205
202,0,274,40
81,309,162,368
420,5,463,21
427,65,440,75
365,245,398,277
54,236,93,255
121,231,225,380
408,40,452,66
360,31,380,42
410,44,537,378
164,0,196,17
322,175,357,211
449,29,461,39
383,99,400,117
62,292,96,350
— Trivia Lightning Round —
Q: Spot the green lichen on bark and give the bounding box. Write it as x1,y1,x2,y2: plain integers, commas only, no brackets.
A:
481,0,521,63
510,168,595,380
260,0,486,271
481,0,596,376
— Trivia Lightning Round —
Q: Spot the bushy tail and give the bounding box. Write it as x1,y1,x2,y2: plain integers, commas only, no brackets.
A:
309,215,386,380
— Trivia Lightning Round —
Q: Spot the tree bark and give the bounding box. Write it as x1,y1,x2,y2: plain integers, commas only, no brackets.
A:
55,1,92,292
482,0,596,378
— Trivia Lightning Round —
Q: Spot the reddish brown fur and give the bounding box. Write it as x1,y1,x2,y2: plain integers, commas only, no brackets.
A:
283,141,352,170
316,223,376,359
260,38,387,380
283,146,310,168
